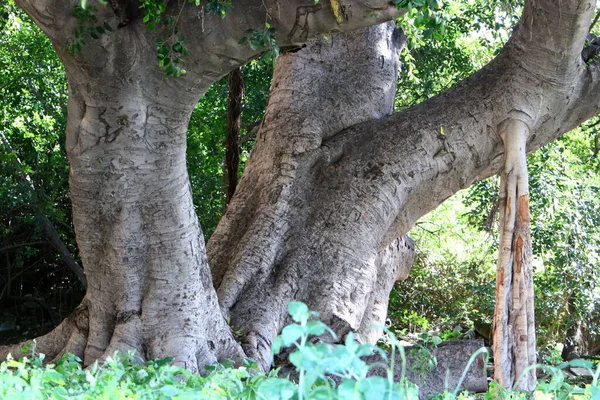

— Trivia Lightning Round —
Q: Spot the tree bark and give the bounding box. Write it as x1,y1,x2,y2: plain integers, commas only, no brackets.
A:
1,0,405,370
225,67,244,204
208,23,415,369
492,120,536,390
210,0,600,371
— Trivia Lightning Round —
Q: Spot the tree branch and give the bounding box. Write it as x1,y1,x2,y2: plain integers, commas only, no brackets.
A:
508,0,594,82
316,0,600,245
0,132,87,288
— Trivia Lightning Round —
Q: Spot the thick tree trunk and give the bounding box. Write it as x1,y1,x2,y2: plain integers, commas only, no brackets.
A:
67,80,244,370
208,22,415,369
2,78,244,370
1,0,403,369
209,0,600,371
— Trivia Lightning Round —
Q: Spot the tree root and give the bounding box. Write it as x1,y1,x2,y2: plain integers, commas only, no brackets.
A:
0,302,245,373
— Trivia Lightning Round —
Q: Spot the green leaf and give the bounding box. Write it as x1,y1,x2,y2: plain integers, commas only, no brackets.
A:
288,301,309,322
257,378,296,400
272,336,284,355
280,324,304,346
305,320,327,336
431,335,442,346
160,385,179,396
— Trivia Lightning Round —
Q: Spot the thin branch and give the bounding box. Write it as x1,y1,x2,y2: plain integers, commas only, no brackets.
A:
0,241,46,253
590,8,600,33
0,132,87,288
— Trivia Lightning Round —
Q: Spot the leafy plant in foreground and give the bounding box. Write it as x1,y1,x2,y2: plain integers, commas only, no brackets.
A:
3,303,600,398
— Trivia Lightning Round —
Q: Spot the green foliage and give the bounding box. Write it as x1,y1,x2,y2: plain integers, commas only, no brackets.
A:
0,1,83,339
156,33,189,77
390,193,497,332
66,5,112,54
187,59,272,239
0,303,422,400
408,333,441,374
464,126,600,346
139,0,167,31
239,23,280,63
3,304,600,399
204,0,233,18
395,0,520,109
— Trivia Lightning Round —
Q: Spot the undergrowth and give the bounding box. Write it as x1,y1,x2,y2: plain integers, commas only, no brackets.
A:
1,302,600,399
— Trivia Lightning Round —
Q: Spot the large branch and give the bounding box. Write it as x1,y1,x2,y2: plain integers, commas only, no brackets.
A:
315,0,600,245
16,1,402,100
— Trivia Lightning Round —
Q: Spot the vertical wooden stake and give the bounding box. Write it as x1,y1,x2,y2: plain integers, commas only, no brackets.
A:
492,119,536,390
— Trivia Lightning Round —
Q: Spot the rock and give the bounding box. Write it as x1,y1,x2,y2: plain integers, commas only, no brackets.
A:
365,339,489,399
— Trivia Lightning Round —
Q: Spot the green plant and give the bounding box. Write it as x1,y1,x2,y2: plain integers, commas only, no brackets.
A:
239,23,280,62
408,332,441,375
269,301,420,399
439,330,462,340
5,305,600,399
66,5,112,54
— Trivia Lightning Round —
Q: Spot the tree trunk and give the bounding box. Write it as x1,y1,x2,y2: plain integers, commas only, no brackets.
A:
68,80,246,370
0,43,244,371
208,22,415,369
492,120,536,390
0,0,405,369
225,67,244,204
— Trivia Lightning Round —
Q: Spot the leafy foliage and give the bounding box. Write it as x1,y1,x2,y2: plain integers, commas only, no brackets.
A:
66,5,112,55
395,0,520,109
465,127,600,348
2,303,600,398
0,1,83,341
239,23,280,62
188,59,272,239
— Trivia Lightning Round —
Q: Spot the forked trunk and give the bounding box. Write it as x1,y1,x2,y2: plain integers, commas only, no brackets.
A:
492,119,536,390
208,23,415,370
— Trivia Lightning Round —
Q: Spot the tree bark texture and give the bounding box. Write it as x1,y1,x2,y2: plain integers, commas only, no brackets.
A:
208,22,413,369
492,120,536,390
225,67,244,204
210,0,600,369
3,0,600,379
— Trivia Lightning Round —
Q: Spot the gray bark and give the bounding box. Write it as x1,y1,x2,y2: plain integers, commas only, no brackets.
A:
366,340,488,399
208,22,412,369
2,0,407,371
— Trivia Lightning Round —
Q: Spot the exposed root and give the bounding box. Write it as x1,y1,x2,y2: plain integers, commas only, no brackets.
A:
0,302,245,374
